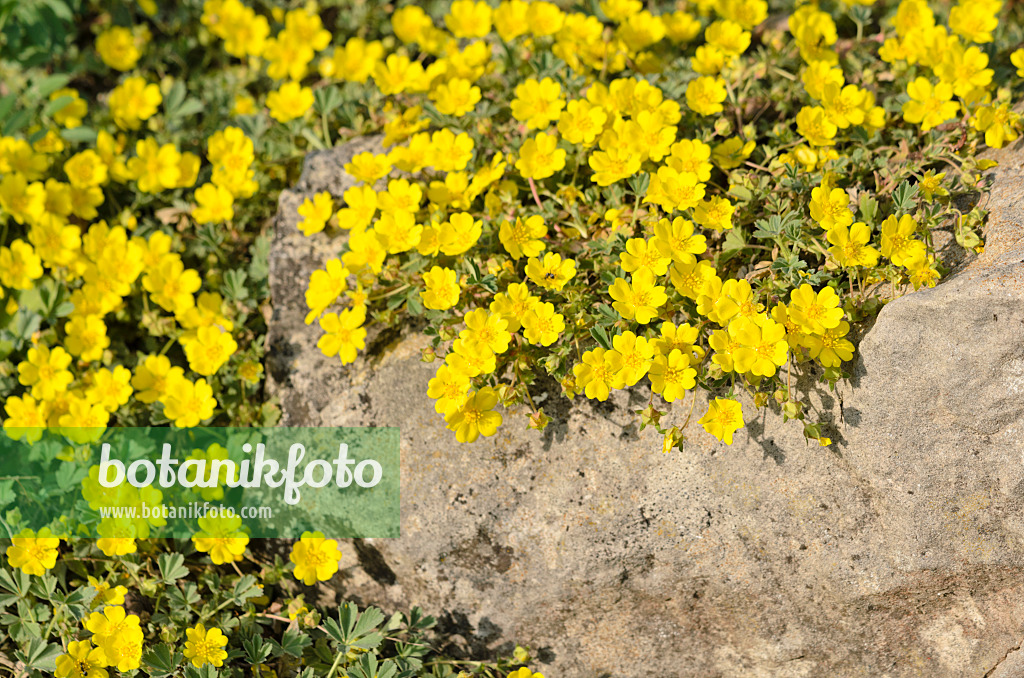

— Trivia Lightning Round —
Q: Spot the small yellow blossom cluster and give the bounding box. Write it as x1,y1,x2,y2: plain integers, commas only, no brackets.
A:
260,0,1023,451
1,114,247,440
52,605,145,675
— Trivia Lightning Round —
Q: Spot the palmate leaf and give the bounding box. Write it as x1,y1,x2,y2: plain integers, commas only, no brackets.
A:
324,602,386,652
891,180,919,215
143,644,183,678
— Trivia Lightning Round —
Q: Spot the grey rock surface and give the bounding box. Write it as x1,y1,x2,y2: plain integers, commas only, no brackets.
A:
266,137,1024,677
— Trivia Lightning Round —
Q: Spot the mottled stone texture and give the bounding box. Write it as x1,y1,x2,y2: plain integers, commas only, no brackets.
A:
266,137,1024,677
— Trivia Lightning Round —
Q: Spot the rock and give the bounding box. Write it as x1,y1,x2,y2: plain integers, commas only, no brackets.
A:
266,137,1024,677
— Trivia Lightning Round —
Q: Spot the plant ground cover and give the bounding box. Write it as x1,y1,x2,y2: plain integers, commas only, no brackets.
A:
0,0,1022,674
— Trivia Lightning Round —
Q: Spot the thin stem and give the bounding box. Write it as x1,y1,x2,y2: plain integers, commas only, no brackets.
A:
528,177,543,210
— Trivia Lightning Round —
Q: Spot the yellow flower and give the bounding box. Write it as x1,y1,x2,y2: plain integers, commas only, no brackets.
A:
972,104,1021,149
55,639,107,678
3,393,48,442
608,267,668,324
430,129,475,172
184,325,238,376
336,184,378,231
557,99,608,146
290,531,343,585
644,165,705,211
948,0,999,43
935,44,992,97
444,0,492,38
649,349,697,402
162,375,217,427
192,514,248,564
805,320,855,367
588,146,642,187
6,527,61,576
525,252,576,291
65,315,110,362
511,77,566,130
421,266,461,310
267,81,315,123
711,137,755,170
731,316,789,377
445,387,503,442
901,78,958,131
612,331,655,386
96,517,139,557
50,88,88,128
85,605,143,655
699,397,744,445
108,77,162,130
143,255,201,314
183,623,229,668
427,364,471,415
880,214,927,267
0,239,43,289
918,170,949,202
193,183,234,224
439,212,482,256
521,302,565,346
432,78,482,117
620,237,671,275
572,347,625,401
827,222,880,268
64,150,108,188
489,282,540,333
685,76,727,116
459,308,511,356
808,177,853,230
1012,49,1024,77
494,0,530,41
693,196,735,232
796,105,837,146
499,215,547,260
128,138,182,193
788,284,844,335
515,132,566,180
96,26,143,71
296,191,334,236
317,306,367,364
86,365,133,412
345,150,393,185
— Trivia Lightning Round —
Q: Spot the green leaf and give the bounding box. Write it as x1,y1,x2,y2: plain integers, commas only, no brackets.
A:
173,99,204,120
729,184,753,202
143,644,182,678
20,639,61,671
589,325,611,350
0,94,17,122
222,269,249,302
163,79,186,117
892,180,918,215
60,126,97,144
858,194,878,223
158,553,190,584
279,628,311,657
248,235,271,281
719,228,746,264
30,73,71,99
231,574,263,604
41,94,71,117
752,215,782,239
243,635,273,664
2,108,32,135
